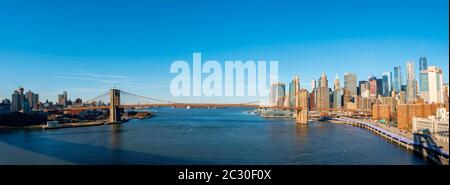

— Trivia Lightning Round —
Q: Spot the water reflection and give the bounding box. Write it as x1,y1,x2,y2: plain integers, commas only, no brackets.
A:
0,108,430,165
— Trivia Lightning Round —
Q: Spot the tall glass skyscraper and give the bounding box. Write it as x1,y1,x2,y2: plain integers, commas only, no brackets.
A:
419,56,429,101
393,66,402,92
382,73,389,96
419,56,428,71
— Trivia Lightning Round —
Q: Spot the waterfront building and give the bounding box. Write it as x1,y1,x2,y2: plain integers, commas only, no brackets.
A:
397,103,443,131
427,66,444,103
406,61,417,103
412,108,449,142
316,73,330,110
269,82,286,107
372,104,391,122
344,73,357,97
393,66,402,93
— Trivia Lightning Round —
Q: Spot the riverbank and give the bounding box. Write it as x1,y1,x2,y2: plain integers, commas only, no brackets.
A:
0,120,125,130
332,117,449,165
0,111,156,130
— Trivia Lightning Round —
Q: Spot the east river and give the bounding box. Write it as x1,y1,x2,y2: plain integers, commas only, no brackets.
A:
0,107,430,165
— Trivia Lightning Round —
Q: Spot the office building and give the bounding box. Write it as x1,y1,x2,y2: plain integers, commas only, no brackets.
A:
316,73,330,110
344,73,357,97
419,56,428,71
269,82,286,107
58,91,68,106
382,72,390,96
406,61,417,103
393,66,402,92
368,76,377,99
427,66,444,103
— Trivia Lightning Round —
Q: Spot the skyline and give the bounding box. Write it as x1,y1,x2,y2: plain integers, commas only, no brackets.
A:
1,0,449,102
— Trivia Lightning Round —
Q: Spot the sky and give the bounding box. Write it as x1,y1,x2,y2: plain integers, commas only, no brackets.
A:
0,0,448,103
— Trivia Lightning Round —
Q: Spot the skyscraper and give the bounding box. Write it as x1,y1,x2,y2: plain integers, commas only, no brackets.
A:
382,72,390,96
316,73,330,110
344,73,357,97
26,90,39,110
419,57,429,102
289,76,300,107
311,79,316,91
269,82,286,107
10,87,30,113
10,90,22,112
333,89,342,110
334,75,341,91
406,61,417,103
389,71,393,93
368,76,377,99
419,56,428,71
58,91,68,106
393,66,402,92
376,78,383,98
427,66,444,103
359,80,370,98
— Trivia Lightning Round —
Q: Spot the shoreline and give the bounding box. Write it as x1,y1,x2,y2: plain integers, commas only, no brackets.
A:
330,118,449,165
0,112,156,130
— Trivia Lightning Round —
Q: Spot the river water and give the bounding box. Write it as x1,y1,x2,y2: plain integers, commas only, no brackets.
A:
0,107,430,165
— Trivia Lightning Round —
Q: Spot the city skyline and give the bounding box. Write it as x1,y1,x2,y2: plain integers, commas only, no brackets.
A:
1,0,449,102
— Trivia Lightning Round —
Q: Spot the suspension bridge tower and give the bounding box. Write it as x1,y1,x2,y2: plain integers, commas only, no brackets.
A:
109,89,121,123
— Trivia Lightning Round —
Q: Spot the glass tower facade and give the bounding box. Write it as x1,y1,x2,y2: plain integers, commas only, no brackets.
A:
393,66,402,92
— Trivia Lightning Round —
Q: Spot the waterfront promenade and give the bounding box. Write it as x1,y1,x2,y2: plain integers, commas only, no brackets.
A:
333,117,449,165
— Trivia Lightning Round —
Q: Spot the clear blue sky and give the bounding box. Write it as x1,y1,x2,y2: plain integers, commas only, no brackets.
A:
0,0,448,103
